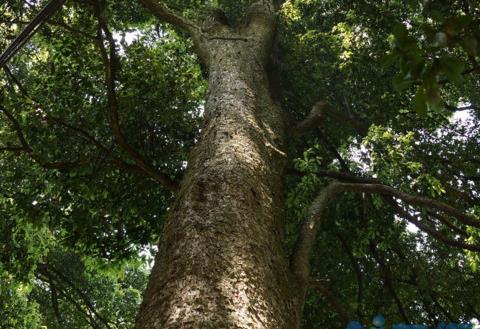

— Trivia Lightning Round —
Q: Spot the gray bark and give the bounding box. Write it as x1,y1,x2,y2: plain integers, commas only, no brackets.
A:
134,4,301,328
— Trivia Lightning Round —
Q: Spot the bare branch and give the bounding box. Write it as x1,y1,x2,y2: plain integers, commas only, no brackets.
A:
94,1,178,190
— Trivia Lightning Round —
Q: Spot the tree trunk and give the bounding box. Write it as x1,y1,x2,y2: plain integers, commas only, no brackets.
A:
134,7,301,329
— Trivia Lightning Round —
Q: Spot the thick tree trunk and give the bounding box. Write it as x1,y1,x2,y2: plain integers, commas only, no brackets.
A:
134,6,300,329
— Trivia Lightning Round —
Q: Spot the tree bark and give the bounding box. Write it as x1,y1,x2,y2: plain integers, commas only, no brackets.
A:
134,5,300,328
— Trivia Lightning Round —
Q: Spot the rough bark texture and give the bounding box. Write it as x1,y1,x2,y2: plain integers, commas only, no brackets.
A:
134,4,299,329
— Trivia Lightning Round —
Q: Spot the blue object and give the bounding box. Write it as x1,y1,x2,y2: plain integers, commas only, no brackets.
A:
393,324,409,329
347,321,363,329
373,315,386,328
437,323,447,329
446,323,458,329
458,324,473,329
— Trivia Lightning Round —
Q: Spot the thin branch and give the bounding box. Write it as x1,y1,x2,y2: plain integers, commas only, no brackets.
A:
0,104,93,169
384,197,480,252
445,104,478,113
341,183,480,229
336,233,364,320
317,130,350,172
48,276,65,327
38,263,113,329
369,243,410,323
390,246,456,323
427,210,469,237
310,279,350,326
289,168,379,184
94,1,178,190
35,271,103,329
0,104,31,151
4,67,153,178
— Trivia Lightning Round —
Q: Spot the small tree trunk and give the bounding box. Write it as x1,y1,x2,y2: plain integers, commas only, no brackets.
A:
134,12,300,329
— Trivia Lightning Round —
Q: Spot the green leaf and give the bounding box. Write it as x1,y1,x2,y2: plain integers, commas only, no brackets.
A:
380,52,398,67
392,22,408,43
407,0,420,9
413,86,427,115
439,55,465,84
425,87,442,111
392,73,413,92
460,36,478,57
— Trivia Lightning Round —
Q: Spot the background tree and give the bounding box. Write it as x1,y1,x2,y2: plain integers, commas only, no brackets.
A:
1,0,479,328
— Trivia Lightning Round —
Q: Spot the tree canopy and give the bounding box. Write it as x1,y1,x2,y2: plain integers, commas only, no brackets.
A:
1,0,479,328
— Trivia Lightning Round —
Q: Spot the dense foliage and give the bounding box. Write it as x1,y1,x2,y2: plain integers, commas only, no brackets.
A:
1,0,479,328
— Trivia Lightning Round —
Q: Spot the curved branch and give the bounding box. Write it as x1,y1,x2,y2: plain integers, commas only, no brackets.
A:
137,0,200,36
290,182,345,283
94,2,178,190
3,67,153,179
291,180,480,286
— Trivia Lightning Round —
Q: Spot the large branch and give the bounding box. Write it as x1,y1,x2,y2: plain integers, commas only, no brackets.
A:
94,2,178,190
137,0,200,36
291,180,480,284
